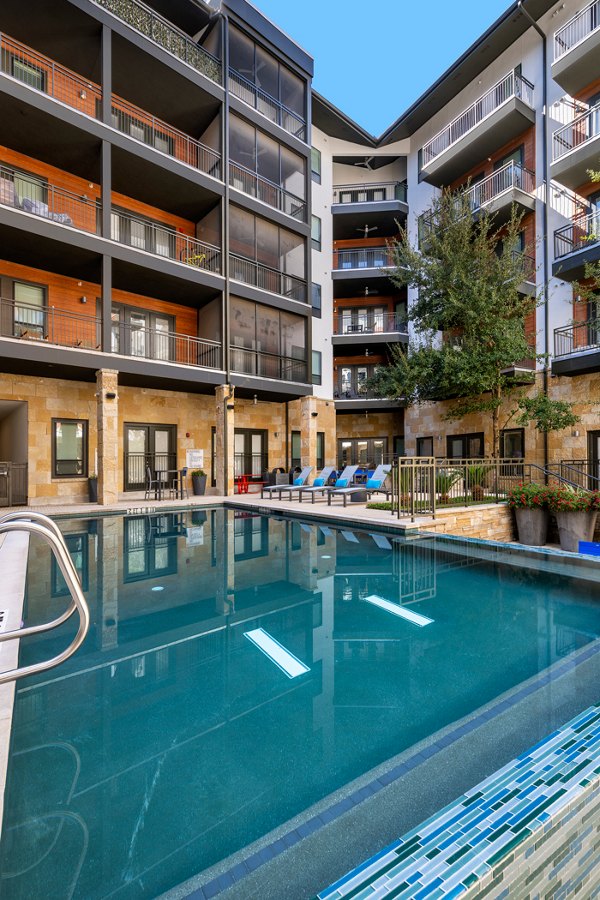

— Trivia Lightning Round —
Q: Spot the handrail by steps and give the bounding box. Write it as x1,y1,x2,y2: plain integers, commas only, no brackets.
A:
0,514,90,684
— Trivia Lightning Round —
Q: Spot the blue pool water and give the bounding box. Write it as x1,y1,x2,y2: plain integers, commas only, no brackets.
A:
0,508,599,899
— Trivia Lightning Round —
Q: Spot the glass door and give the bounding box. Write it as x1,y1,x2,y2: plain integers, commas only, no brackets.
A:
588,431,600,486
13,282,45,338
234,429,267,481
124,424,176,491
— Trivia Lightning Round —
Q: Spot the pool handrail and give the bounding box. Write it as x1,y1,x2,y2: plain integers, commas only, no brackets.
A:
0,514,90,684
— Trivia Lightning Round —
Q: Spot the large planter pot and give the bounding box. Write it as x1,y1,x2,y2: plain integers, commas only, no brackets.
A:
88,477,98,503
514,507,548,546
555,510,598,553
192,474,207,496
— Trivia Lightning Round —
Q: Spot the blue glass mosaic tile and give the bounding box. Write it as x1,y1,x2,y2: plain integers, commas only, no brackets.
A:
315,704,600,900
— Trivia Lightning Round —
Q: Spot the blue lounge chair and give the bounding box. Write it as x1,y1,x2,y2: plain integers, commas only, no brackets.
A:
299,466,359,503
260,466,313,499
293,466,336,503
327,464,392,507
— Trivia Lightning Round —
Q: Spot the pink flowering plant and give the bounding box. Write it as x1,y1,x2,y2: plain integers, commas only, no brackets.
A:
507,483,549,510
546,487,600,512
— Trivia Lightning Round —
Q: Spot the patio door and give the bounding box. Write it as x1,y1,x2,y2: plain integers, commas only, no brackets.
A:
589,431,600,486
124,423,176,491
234,429,267,480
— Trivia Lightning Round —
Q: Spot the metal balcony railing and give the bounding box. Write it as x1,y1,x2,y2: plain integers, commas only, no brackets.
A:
229,254,307,302
554,209,600,258
464,162,535,210
229,162,306,221
111,210,221,272
334,313,407,335
230,346,308,383
552,101,600,160
554,318,600,357
91,0,222,84
333,246,395,270
332,182,408,204
554,0,600,60
422,72,535,168
229,68,306,142
0,32,102,115
0,164,101,233
334,387,383,400
110,96,221,177
0,297,223,369
513,250,536,282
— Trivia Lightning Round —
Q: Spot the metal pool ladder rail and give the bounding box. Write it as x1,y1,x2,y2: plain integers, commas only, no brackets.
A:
0,511,90,684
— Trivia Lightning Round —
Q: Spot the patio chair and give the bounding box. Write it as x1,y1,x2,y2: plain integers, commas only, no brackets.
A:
285,466,336,503
260,466,313,499
327,464,391,507
144,465,161,500
299,466,359,503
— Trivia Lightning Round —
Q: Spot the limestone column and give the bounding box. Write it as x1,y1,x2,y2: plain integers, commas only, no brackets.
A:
96,369,119,505
300,394,318,477
215,385,235,496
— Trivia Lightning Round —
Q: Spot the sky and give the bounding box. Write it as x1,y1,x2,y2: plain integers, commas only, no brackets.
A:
250,0,514,136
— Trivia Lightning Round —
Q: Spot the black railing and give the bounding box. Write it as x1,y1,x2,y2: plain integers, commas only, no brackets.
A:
229,254,307,302
334,388,385,400
230,347,308,383
334,313,407,335
332,182,407,204
229,162,306,221
124,452,177,491
333,247,395,270
554,318,600,357
549,459,600,491
554,210,600,258
234,453,268,479
229,68,306,142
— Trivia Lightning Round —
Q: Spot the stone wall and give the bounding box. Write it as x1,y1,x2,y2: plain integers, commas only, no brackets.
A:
423,504,517,542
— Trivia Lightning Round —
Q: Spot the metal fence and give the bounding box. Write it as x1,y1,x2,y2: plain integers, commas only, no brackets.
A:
464,162,535,210
547,459,600,492
422,72,534,167
333,247,395,270
230,346,307,383
333,312,407,335
554,210,600,259
115,322,222,369
0,163,101,234
554,0,600,60
0,462,28,506
124,452,177,490
228,68,306,142
332,182,408,204
229,162,306,221
229,254,307,302
234,453,268,479
111,210,221,273
92,0,222,84
554,317,600,357
553,101,600,161
0,297,101,349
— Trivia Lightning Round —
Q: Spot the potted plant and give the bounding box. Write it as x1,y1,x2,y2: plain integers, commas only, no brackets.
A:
435,469,461,505
507,483,549,546
467,464,488,501
547,487,600,553
191,469,207,496
88,473,98,503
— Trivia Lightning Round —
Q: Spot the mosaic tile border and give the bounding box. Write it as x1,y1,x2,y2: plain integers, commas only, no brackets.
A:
316,704,600,900
183,640,600,900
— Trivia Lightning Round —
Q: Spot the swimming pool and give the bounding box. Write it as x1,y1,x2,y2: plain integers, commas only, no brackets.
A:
1,508,599,899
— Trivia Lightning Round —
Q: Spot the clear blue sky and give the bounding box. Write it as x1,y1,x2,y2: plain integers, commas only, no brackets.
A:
250,0,514,136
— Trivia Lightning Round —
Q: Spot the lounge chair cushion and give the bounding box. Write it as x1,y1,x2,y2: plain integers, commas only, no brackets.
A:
293,477,304,485
366,478,382,489
335,478,348,488
313,478,324,487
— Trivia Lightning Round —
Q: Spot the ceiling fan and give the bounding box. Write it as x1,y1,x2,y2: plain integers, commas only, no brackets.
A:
357,224,379,238
353,156,376,170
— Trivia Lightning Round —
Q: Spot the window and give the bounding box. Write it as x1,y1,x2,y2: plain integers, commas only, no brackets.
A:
13,282,46,338
500,428,524,459
311,215,321,251
337,438,388,468
416,436,434,457
230,297,307,382
317,432,325,470
311,147,322,183
291,430,301,468
52,419,88,477
11,57,45,91
312,350,322,385
446,432,484,460
112,305,174,361
311,282,322,318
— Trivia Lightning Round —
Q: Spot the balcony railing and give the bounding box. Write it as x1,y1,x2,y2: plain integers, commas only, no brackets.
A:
554,209,600,258
91,0,221,84
228,68,306,142
230,346,308,383
421,72,535,168
110,96,221,177
334,387,384,400
332,182,408,204
333,247,395,270
464,162,535,210
552,101,600,161
0,32,102,114
554,318,600,357
229,254,307,302
334,313,406,335
111,210,221,272
0,164,101,234
513,250,536,282
554,0,600,60
229,162,306,221
0,297,223,369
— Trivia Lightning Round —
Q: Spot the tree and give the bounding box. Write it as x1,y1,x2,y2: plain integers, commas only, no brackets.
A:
371,188,580,456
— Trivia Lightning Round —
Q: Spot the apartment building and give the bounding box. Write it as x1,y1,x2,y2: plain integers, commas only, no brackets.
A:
0,0,598,506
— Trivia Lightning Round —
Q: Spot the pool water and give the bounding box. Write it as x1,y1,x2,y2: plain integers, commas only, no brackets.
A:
0,509,599,899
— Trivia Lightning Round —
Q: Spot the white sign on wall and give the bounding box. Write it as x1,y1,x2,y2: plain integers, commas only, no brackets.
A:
186,450,204,469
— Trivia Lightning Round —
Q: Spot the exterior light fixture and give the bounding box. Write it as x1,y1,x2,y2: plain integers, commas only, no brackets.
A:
311,411,318,418
253,394,257,405
80,296,87,304
105,391,117,400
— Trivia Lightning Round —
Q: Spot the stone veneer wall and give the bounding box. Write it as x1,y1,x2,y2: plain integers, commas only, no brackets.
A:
423,504,517,542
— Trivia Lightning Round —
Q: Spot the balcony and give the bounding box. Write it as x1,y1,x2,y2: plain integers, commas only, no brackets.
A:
332,313,408,355
463,163,535,221
110,210,221,273
553,209,600,279
229,254,307,303
230,347,308,384
553,318,600,375
333,247,395,272
229,69,306,143
332,182,408,240
91,0,221,85
334,387,403,412
0,297,223,370
0,32,222,180
0,163,101,233
551,101,600,189
229,162,306,222
420,72,535,187
552,1,600,95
